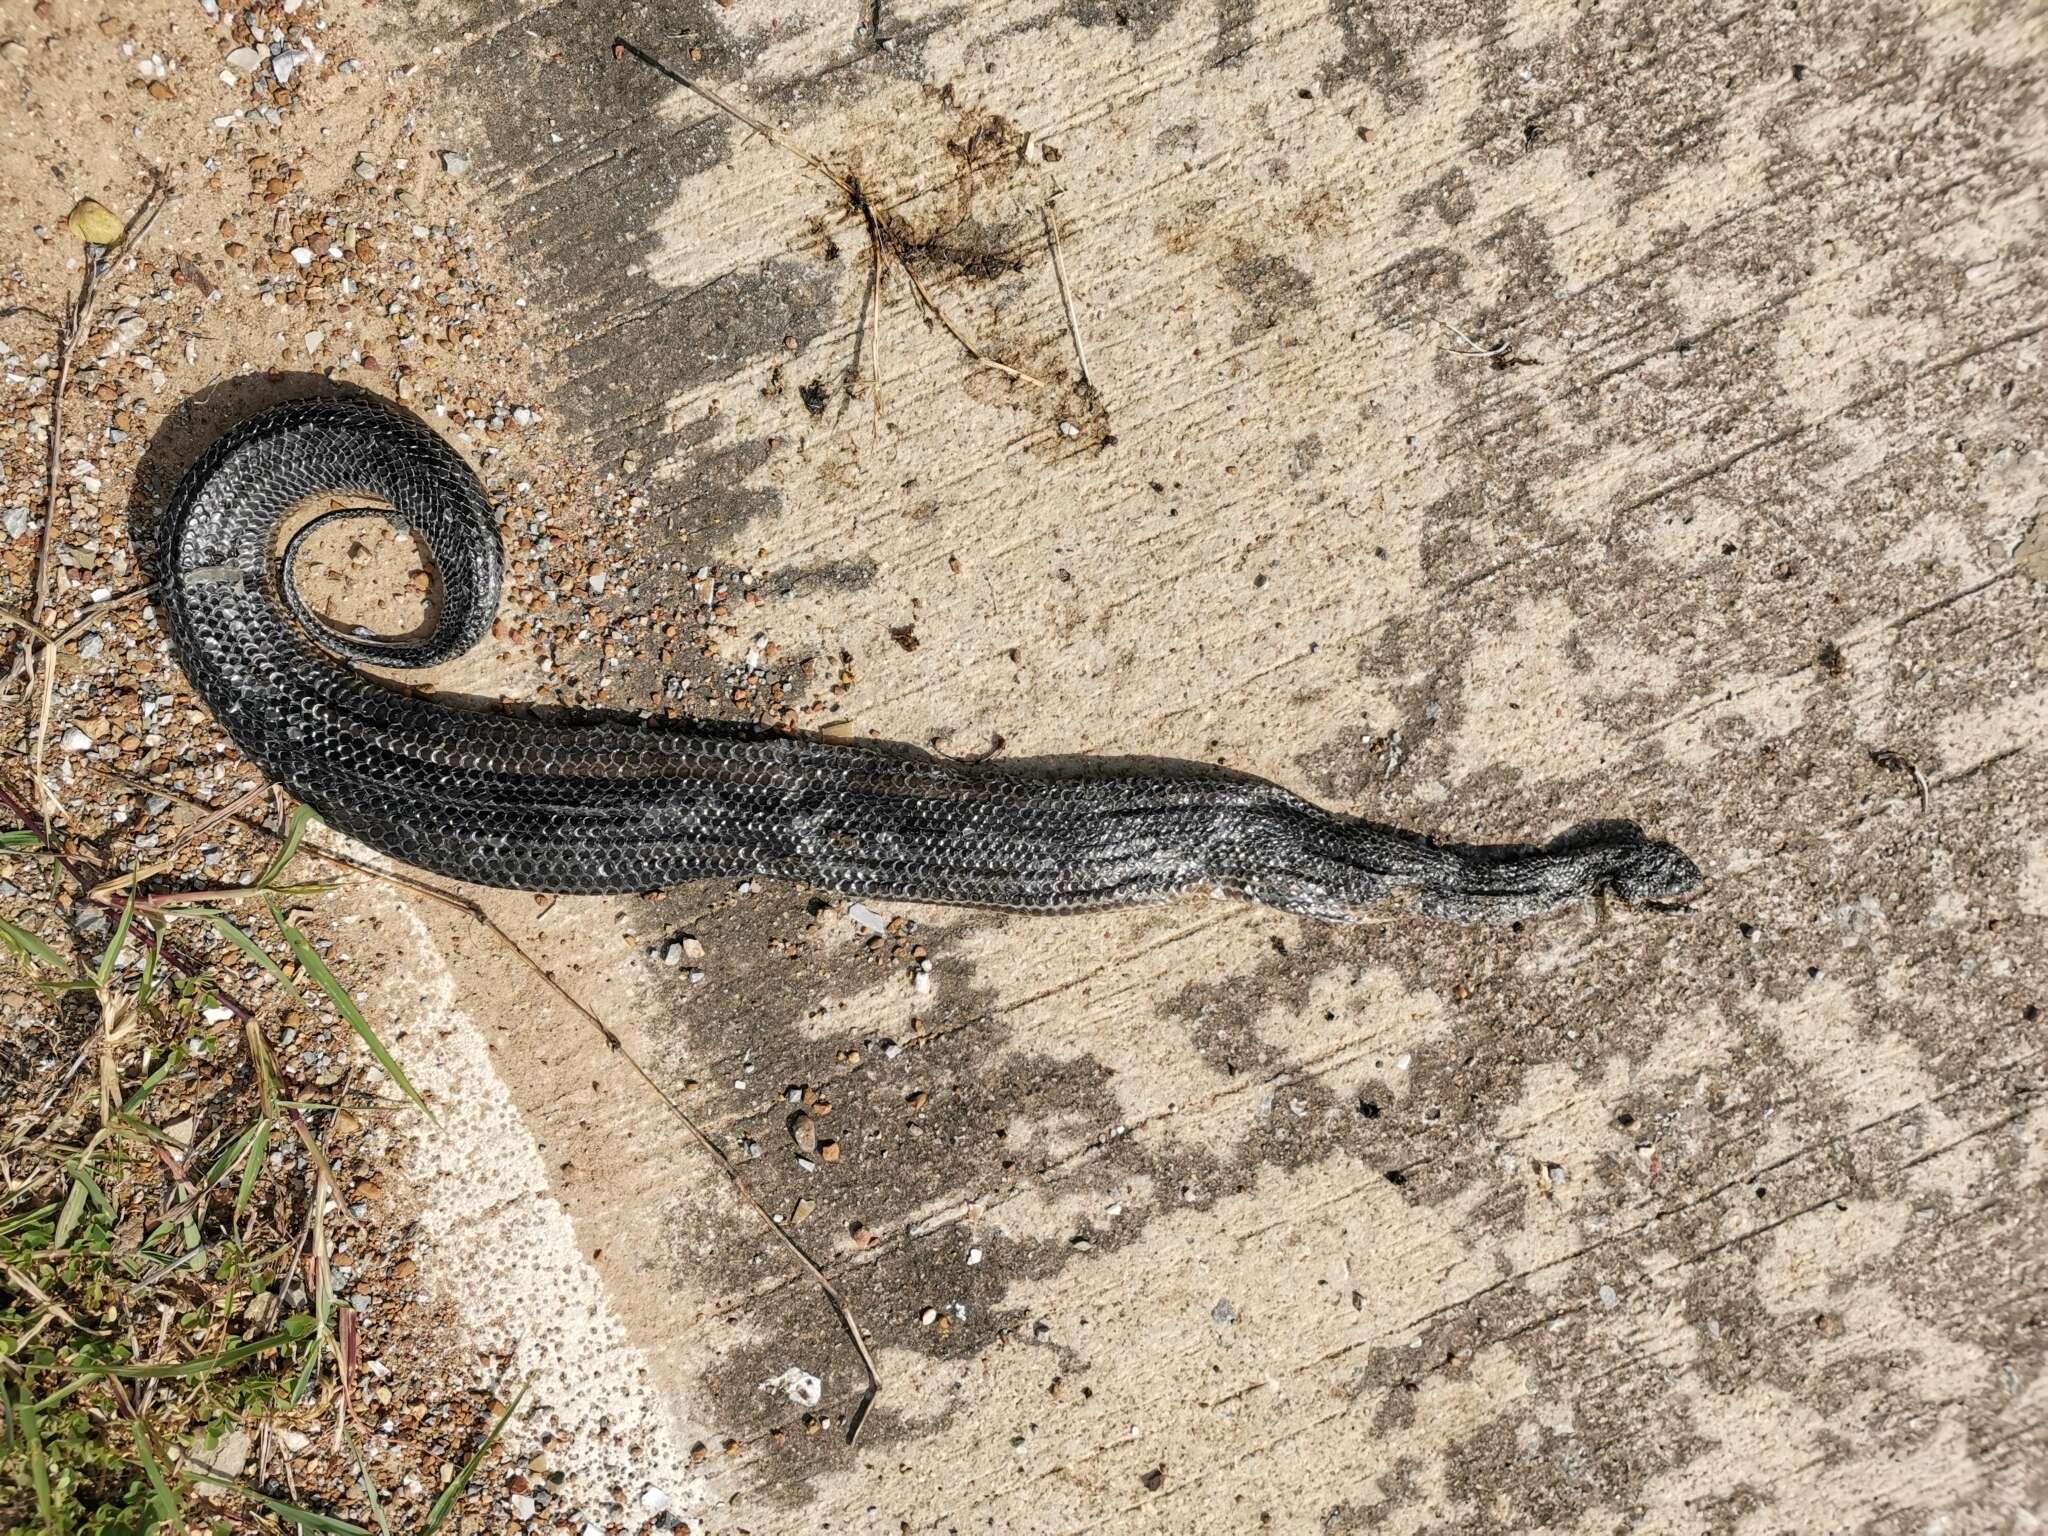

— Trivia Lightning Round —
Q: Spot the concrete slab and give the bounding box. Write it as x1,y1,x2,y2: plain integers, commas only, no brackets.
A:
243,0,2048,1529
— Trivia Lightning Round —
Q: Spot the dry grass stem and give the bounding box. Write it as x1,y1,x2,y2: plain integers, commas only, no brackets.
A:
1042,197,1091,386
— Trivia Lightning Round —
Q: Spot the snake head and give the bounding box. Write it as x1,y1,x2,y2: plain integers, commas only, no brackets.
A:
1609,838,1704,907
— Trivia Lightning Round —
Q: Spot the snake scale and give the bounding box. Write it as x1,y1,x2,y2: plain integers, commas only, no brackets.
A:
161,396,1701,920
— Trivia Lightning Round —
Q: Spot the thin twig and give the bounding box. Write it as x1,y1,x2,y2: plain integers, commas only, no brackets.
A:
611,38,853,199
1041,197,1090,387
866,212,885,444
350,857,887,1440
892,257,1047,387
0,585,156,690
18,175,172,811
164,781,273,863
26,180,171,642
29,637,59,820
613,36,1045,395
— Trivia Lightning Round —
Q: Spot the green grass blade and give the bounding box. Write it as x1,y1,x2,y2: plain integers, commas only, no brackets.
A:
0,913,67,971
95,890,136,989
258,804,318,889
17,1385,54,1532
269,904,426,1116
203,1120,262,1190
345,1429,394,1536
195,910,309,1010
0,827,42,852
421,1385,526,1535
187,1471,373,1535
235,1118,273,1221
31,1373,94,1414
0,1200,59,1240
70,1159,112,1218
122,1046,185,1113
53,1175,88,1249
131,1415,183,1528
63,1317,313,1379
290,1333,322,1406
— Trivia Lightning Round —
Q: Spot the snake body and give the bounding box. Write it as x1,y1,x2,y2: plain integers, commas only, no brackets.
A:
160,396,1700,920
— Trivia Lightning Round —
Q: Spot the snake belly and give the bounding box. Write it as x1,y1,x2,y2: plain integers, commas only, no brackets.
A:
159,396,1700,919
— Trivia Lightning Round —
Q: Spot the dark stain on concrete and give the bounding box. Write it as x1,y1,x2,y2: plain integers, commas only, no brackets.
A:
1059,0,1194,41
1370,244,1470,330
1223,240,1317,344
1441,1394,1711,1534
1402,166,1477,227
1321,0,1506,112
770,557,881,599
1211,0,1258,68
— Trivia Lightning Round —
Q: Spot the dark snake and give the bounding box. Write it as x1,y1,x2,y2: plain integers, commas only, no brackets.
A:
160,396,1701,921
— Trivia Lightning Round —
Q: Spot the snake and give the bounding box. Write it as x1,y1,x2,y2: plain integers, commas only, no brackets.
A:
159,395,1701,921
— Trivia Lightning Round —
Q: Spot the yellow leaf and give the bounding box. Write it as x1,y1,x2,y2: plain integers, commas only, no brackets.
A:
66,197,125,246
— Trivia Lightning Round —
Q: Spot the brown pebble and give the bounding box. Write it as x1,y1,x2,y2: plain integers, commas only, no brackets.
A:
849,1221,874,1247
817,1139,841,1163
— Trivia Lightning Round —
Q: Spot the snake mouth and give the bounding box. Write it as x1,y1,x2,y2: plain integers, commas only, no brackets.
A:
1638,890,1705,915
